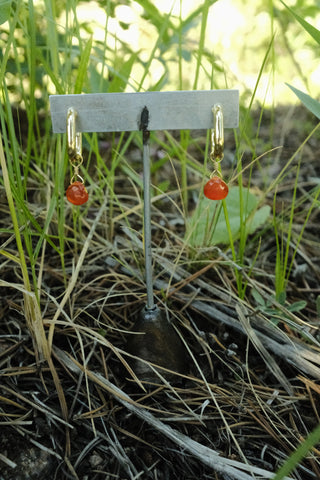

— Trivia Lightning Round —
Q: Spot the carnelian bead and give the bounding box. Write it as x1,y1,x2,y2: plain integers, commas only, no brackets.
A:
66,181,89,205
204,176,228,200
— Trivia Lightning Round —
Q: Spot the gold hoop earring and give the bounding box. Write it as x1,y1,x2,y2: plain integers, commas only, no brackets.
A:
66,107,89,206
204,104,229,200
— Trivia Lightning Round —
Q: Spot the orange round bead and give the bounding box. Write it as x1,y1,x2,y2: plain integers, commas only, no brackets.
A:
204,176,228,200
66,181,89,205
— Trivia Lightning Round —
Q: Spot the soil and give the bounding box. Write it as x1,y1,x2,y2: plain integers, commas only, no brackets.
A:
0,104,320,480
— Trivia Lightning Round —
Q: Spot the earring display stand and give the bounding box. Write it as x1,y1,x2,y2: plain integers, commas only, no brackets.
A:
50,89,239,381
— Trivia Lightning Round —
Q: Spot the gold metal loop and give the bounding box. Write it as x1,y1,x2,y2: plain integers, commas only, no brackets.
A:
210,104,224,162
69,154,83,168
70,172,84,184
67,107,82,160
69,160,84,184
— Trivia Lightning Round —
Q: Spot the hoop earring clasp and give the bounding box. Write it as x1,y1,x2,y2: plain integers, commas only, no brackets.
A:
67,107,82,161
210,104,224,161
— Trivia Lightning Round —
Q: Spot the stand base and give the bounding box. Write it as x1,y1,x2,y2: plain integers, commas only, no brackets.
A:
128,306,187,383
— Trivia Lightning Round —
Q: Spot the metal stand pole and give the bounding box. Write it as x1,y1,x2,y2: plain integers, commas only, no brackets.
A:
140,107,155,311
123,107,186,382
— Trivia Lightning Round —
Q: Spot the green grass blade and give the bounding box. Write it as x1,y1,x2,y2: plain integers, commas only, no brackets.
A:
38,51,65,94
24,0,38,182
136,8,173,91
74,36,93,94
44,0,62,77
273,422,320,480
282,158,300,294
192,0,210,90
0,131,31,294
280,0,320,45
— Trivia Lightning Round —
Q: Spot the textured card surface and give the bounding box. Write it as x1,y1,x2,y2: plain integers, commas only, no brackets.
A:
50,90,239,133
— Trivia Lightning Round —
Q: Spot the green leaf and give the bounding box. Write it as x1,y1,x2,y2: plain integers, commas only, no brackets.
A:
246,205,271,235
286,84,320,120
135,0,173,44
89,65,109,93
108,54,137,93
187,186,271,247
280,0,320,45
157,180,170,194
0,0,12,25
251,289,266,307
287,300,307,313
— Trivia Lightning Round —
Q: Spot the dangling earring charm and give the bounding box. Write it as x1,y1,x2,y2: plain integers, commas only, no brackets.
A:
204,104,229,201
66,107,89,206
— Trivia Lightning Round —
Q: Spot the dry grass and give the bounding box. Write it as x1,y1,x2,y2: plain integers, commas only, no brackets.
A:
1,106,320,480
